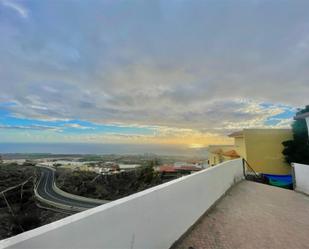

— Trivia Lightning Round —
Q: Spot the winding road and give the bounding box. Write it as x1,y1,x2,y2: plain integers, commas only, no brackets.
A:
36,166,108,211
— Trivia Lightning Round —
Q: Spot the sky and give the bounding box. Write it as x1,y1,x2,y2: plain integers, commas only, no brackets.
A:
0,0,308,153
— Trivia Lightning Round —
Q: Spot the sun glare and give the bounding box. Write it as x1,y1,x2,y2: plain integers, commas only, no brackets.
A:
188,143,205,149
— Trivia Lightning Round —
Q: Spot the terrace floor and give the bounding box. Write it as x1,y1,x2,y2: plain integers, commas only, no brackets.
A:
172,181,309,249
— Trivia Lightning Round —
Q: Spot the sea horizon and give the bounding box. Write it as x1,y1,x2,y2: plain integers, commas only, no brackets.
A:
0,143,208,157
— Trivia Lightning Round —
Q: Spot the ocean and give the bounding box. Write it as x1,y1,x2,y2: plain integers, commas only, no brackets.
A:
0,143,208,157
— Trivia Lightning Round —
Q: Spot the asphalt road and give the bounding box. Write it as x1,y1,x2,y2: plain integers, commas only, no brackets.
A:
36,167,105,210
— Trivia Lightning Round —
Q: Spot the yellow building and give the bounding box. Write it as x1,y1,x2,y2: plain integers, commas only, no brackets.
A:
229,129,292,174
209,129,293,175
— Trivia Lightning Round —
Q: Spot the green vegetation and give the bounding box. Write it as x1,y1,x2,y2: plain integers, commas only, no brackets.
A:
0,163,36,193
0,163,38,238
0,163,67,239
78,155,104,162
56,165,163,200
282,105,309,164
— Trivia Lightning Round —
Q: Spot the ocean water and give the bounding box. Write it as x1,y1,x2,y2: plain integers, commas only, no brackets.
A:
0,143,208,157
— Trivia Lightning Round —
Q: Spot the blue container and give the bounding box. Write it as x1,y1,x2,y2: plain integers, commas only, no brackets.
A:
262,174,293,189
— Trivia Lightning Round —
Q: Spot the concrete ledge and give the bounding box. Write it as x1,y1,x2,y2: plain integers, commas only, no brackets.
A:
1,159,244,249
292,163,309,195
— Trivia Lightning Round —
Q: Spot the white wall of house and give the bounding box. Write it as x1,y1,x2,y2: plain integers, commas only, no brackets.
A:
293,163,309,195
1,159,244,249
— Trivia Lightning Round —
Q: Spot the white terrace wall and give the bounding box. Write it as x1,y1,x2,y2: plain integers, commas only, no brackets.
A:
293,163,309,195
1,159,244,249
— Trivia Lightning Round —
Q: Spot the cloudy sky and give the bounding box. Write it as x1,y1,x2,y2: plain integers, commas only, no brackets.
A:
0,0,308,151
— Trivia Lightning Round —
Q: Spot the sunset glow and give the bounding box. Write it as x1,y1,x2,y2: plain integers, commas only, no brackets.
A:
0,0,307,153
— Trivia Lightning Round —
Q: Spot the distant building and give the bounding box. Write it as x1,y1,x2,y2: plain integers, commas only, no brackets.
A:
209,129,292,175
156,164,201,179
208,145,238,166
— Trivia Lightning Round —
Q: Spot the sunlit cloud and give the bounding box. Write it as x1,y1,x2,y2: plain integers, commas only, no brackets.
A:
0,0,305,148
64,123,95,130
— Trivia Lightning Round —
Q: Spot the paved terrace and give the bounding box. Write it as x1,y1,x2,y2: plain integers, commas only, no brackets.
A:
173,181,309,249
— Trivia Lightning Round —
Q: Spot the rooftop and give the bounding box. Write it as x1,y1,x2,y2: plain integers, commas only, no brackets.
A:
172,181,309,249
228,130,244,137
157,165,201,173
222,149,240,157
229,128,292,138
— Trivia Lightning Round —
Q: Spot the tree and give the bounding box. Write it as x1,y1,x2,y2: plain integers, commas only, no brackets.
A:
282,105,309,164
146,158,161,168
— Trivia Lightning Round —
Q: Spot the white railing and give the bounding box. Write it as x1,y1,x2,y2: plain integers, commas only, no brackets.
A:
1,159,244,249
292,163,309,195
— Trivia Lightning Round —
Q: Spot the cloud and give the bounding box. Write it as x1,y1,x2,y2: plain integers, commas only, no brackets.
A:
1,0,28,18
0,124,61,132
0,0,306,144
64,123,94,130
